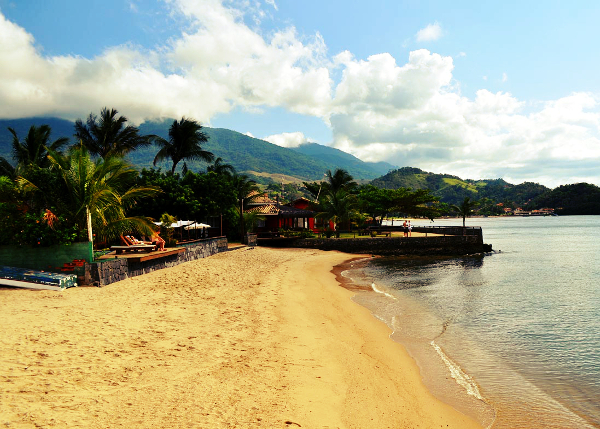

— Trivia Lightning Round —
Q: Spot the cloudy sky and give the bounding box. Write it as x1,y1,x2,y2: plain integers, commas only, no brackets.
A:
1,0,600,187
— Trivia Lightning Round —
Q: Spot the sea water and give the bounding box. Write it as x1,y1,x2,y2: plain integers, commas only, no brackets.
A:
342,216,600,428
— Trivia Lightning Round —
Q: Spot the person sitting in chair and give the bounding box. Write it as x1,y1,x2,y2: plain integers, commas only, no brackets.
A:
151,231,166,251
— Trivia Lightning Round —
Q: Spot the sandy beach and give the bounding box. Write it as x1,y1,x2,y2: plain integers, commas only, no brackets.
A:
0,247,481,428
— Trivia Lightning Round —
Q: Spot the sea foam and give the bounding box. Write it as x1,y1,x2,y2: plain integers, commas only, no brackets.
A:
370,282,397,300
431,340,485,401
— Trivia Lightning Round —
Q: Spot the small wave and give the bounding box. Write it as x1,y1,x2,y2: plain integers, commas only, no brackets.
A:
340,269,353,279
431,340,485,402
391,315,401,333
370,282,397,300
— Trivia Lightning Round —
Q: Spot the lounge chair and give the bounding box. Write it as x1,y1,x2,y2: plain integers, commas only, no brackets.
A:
110,235,157,254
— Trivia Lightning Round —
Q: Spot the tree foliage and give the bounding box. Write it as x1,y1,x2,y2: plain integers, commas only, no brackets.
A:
358,184,440,224
231,172,261,238
37,145,160,243
153,118,214,174
451,197,479,227
75,107,152,158
526,183,600,215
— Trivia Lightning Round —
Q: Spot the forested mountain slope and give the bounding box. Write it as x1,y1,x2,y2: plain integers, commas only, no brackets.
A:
0,117,393,181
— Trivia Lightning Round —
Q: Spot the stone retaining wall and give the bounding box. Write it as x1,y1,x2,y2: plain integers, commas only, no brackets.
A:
291,235,489,256
84,237,228,287
243,233,257,246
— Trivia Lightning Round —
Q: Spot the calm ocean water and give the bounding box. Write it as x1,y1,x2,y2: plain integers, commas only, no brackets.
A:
343,216,600,428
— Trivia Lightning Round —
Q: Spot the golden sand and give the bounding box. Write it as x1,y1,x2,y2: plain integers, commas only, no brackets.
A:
0,247,481,428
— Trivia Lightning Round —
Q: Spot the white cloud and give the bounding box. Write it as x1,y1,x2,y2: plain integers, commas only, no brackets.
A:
502,72,508,82
416,22,443,42
326,48,600,186
265,0,278,10
263,131,308,148
1,2,600,187
0,1,331,123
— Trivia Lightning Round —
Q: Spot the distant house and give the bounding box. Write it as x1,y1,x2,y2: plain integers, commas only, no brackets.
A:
244,195,333,235
513,207,555,216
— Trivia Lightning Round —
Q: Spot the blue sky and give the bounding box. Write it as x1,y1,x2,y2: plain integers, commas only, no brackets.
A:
1,0,600,187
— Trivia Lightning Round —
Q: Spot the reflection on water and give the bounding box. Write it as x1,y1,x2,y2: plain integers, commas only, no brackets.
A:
346,216,600,429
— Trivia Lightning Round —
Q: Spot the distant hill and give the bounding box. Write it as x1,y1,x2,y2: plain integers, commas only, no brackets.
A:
371,167,550,206
525,183,600,215
0,117,395,181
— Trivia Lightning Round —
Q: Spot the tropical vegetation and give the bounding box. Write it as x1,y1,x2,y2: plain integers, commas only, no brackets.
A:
451,197,479,227
1,110,597,252
0,112,239,248
153,118,214,174
74,107,153,159
304,169,441,236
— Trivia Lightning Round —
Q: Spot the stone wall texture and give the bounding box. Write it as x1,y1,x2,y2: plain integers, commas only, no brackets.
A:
291,235,489,256
84,238,228,287
243,233,257,246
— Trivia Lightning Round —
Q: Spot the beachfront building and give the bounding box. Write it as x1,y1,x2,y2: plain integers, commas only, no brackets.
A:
514,207,555,216
244,195,332,235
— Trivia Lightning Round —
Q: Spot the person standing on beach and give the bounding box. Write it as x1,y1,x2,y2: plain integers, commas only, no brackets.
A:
408,221,412,237
403,220,408,237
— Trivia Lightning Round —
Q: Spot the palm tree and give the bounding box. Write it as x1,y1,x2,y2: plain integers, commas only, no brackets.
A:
21,145,162,244
207,157,235,176
74,107,151,158
0,157,16,179
313,169,358,233
231,173,260,238
317,189,358,238
243,211,266,234
5,125,69,169
325,168,358,194
452,197,479,228
153,118,214,174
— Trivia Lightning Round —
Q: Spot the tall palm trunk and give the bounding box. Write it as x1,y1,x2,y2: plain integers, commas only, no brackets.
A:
239,199,245,238
86,206,93,243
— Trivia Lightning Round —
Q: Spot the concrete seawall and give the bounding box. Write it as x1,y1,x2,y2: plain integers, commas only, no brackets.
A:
290,235,490,256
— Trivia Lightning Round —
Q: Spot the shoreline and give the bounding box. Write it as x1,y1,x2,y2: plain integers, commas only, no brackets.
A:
0,247,481,428
333,256,496,428
335,256,496,427
339,250,600,429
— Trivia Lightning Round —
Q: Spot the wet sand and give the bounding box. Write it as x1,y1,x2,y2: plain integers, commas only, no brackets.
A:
0,247,481,428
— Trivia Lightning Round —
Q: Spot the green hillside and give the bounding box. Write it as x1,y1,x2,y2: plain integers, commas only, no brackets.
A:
0,117,393,181
291,143,396,178
525,183,600,215
371,167,549,206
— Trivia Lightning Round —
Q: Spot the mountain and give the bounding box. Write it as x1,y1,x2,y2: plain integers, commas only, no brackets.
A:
136,124,395,181
290,143,396,178
0,117,395,181
371,167,550,206
0,117,75,149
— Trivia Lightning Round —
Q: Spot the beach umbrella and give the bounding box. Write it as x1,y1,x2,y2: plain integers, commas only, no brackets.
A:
184,222,211,230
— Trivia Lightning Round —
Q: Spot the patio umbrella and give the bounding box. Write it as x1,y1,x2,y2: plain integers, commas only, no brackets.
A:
184,222,211,230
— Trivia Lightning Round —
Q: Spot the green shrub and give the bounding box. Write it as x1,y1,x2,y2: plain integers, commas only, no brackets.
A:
0,207,79,246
